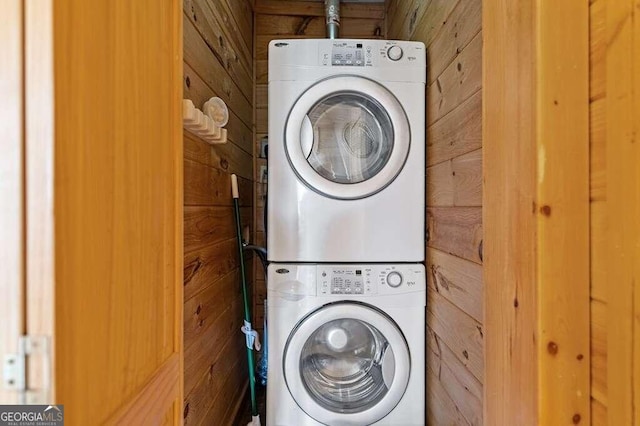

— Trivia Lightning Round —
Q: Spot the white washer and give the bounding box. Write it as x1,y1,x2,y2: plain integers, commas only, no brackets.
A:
267,263,425,425
267,39,426,263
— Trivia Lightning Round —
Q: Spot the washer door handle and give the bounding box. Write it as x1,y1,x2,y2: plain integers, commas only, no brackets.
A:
381,343,396,388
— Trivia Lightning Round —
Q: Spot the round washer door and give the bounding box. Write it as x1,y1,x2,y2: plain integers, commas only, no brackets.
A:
285,76,410,200
284,302,410,425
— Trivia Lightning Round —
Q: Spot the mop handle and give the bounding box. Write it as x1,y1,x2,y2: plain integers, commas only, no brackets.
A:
231,174,239,199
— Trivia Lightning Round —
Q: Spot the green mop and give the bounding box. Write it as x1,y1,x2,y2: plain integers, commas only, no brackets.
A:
231,174,261,426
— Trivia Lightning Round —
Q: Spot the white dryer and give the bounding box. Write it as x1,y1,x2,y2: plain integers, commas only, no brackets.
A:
267,39,426,263
266,263,425,425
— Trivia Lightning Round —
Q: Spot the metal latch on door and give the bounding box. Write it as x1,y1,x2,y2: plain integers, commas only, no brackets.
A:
2,336,51,404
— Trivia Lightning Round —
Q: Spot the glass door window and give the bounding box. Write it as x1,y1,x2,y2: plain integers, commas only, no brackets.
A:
305,92,394,184
284,303,410,425
285,76,410,200
300,318,395,413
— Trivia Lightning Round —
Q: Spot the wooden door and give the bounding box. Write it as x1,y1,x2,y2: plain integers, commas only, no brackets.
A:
21,0,183,423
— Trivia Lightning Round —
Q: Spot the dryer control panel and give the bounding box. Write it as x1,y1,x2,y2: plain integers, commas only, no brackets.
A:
316,264,426,296
269,39,426,84
317,40,425,68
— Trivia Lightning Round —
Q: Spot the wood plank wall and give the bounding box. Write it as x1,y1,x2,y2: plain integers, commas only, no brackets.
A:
252,0,385,339
182,0,255,423
386,1,483,424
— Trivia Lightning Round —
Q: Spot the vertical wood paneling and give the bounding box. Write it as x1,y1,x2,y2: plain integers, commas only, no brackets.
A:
537,2,590,423
388,1,484,423
591,299,607,406
484,1,590,424
182,0,254,424
589,1,608,422
589,0,606,101
589,0,640,422
634,8,640,420
483,2,538,425
604,0,640,424
592,397,607,426
590,97,606,201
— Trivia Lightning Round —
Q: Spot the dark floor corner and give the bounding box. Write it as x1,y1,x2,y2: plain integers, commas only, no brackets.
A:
233,384,267,426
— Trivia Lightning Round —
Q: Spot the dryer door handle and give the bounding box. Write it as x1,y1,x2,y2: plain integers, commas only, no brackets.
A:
301,115,314,159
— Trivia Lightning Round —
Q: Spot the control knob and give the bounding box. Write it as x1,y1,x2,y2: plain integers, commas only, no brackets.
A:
387,45,403,61
386,271,403,288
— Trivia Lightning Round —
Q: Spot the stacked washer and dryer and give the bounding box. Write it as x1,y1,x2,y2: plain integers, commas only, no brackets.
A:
266,38,426,425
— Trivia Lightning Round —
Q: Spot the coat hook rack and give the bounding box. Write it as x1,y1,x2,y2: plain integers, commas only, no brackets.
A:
183,98,228,145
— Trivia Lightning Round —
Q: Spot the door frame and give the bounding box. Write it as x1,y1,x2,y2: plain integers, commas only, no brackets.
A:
24,0,56,403
483,1,590,424
0,0,25,405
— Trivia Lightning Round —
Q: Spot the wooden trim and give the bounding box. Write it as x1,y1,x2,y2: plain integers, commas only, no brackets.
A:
635,2,640,420
105,354,181,425
172,0,184,424
483,1,537,422
24,0,56,401
0,0,25,405
536,2,590,424
605,0,639,424
484,0,590,424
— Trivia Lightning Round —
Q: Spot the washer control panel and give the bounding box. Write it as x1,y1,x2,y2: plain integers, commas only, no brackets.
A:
317,264,425,296
318,267,371,295
330,41,366,66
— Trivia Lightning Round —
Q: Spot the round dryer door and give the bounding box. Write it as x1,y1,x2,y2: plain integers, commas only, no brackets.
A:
283,302,410,425
285,76,410,199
